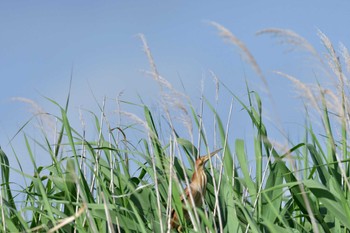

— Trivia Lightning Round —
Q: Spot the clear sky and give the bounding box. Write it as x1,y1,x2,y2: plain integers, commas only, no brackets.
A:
1,2,350,177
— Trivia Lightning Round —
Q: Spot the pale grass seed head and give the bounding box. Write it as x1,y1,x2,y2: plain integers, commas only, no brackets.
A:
12,97,56,138
119,111,153,137
273,71,320,112
210,21,268,90
340,43,350,73
257,28,318,57
274,32,350,144
322,88,343,116
318,30,347,88
209,70,220,102
318,30,337,63
318,32,350,128
139,34,193,139
139,33,160,82
160,88,193,140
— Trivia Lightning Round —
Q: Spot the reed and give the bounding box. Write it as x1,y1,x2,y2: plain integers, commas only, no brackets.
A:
1,24,350,232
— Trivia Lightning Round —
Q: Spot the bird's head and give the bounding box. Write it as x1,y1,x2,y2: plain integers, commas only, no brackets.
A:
195,148,222,168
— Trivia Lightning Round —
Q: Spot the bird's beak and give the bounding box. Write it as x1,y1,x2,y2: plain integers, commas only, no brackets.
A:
201,148,222,162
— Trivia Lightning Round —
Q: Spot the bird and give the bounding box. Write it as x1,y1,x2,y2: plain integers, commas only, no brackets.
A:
170,148,222,231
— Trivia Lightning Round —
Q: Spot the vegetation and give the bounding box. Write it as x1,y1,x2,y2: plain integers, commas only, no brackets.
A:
1,23,350,232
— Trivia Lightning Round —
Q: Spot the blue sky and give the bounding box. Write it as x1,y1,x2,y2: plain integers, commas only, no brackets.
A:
1,2,350,177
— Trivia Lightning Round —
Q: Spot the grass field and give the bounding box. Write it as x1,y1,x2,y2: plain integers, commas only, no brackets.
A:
1,24,350,232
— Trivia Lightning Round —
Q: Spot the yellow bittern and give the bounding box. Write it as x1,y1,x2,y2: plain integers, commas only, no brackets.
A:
170,148,222,231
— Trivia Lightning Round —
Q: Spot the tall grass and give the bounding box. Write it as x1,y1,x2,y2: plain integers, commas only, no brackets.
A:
1,23,350,232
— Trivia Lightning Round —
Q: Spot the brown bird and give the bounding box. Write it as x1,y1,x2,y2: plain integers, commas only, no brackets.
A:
170,148,222,231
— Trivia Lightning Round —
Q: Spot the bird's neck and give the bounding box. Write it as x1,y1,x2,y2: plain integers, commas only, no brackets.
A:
191,166,207,194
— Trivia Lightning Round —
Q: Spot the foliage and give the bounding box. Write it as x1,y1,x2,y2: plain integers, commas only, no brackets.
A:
2,26,350,232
